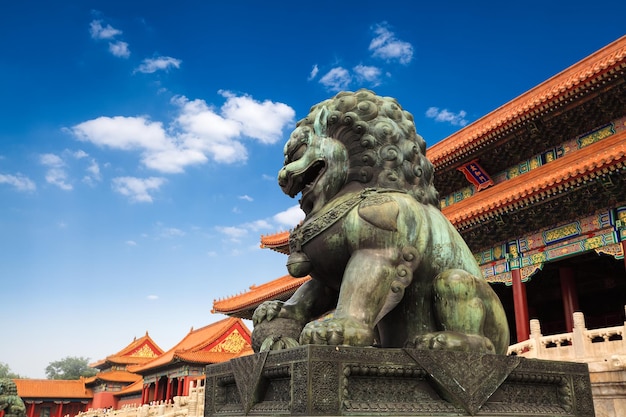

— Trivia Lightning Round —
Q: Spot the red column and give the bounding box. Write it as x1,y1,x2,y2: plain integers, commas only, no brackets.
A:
55,403,63,417
177,378,183,396
511,268,530,342
28,403,35,417
560,267,579,332
166,378,173,401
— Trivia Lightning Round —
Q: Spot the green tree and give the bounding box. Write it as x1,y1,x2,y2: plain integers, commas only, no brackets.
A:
0,362,25,379
45,356,97,380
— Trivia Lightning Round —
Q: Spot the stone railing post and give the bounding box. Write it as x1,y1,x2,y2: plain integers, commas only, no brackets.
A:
528,318,542,358
572,311,587,360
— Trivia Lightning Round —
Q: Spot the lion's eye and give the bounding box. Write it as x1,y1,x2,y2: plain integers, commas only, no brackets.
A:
290,144,307,162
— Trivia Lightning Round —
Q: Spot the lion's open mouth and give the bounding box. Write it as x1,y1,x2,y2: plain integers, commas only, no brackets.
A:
284,160,325,199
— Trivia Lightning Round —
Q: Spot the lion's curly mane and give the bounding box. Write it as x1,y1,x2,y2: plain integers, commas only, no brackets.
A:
290,89,440,208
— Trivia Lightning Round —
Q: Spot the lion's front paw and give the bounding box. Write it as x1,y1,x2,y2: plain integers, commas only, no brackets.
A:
252,317,303,352
259,335,300,352
252,300,285,325
408,331,496,354
299,317,374,346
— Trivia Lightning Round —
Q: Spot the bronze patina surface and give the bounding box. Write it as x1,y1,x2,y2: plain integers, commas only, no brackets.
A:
204,346,596,416
252,90,510,354
0,379,26,417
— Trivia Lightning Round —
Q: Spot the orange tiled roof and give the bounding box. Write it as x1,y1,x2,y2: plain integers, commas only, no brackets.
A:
174,350,250,364
442,130,626,227
14,379,93,399
115,379,143,396
212,274,311,315
84,370,142,385
128,317,251,373
428,35,626,167
260,231,290,253
90,331,164,369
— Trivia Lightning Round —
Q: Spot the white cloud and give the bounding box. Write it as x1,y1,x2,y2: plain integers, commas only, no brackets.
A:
125,240,137,246
216,226,248,241
89,20,122,40
40,153,72,190
134,56,182,74
40,153,64,167
353,64,382,86
109,41,130,58
147,295,159,300
71,116,168,151
111,176,166,203
308,64,319,80
246,219,273,232
319,67,352,91
0,173,36,192
273,205,305,227
172,96,247,165
239,195,253,202
73,150,89,159
45,170,72,190
86,159,101,180
425,107,469,126
219,90,296,144
161,227,185,238
369,23,413,65
70,93,295,173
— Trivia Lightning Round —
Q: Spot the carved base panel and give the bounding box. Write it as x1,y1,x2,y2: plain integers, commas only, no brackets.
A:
204,346,595,416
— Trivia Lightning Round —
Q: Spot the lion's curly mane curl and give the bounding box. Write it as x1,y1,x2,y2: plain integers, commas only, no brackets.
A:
291,89,440,208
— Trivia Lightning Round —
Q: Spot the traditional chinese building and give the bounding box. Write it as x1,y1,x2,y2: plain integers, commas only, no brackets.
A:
13,319,252,416
128,317,252,404
13,379,93,417
86,332,164,409
213,35,626,345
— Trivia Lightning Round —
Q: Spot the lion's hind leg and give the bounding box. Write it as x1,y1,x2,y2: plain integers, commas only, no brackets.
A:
408,269,503,354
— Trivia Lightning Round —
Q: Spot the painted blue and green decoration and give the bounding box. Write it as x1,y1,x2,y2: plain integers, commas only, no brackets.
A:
441,116,625,208
477,206,626,285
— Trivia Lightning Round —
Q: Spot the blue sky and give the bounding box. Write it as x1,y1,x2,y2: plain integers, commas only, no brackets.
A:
1,1,624,378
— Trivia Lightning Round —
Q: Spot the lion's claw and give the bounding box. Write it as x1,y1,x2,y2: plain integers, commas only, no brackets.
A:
408,331,496,354
299,317,374,346
252,300,284,326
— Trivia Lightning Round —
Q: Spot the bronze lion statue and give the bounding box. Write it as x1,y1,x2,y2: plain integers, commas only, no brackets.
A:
252,90,509,354
0,379,26,417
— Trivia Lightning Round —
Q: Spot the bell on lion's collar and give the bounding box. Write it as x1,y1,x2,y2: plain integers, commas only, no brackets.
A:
286,251,312,278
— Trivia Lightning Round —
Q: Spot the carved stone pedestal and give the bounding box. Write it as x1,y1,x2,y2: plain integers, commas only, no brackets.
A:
204,345,595,416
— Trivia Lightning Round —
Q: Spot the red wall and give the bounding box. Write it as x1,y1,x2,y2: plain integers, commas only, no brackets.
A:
117,394,141,408
91,391,117,409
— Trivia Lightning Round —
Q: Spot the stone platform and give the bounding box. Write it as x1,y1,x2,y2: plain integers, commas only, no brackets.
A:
204,345,595,416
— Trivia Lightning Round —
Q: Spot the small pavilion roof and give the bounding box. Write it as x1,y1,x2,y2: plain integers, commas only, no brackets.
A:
128,317,251,373
90,331,164,369
212,274,311,318
260,231,290,254
115,379,143,396
14,379,93,399
84,370,142,385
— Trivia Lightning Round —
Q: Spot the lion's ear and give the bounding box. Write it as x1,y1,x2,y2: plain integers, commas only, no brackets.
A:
313,106,329,136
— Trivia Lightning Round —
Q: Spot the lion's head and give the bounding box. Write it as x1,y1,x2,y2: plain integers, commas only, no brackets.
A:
278,89,439,216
